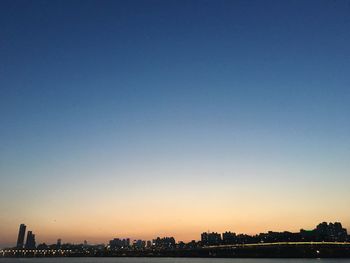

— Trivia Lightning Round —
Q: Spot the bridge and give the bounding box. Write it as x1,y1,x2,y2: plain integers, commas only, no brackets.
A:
2,242,350,258
204,241,350,249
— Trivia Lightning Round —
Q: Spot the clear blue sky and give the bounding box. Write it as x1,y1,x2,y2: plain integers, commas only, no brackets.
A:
1,0,350,247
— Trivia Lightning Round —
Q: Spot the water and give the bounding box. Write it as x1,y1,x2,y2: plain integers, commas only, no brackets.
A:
1,259,350,263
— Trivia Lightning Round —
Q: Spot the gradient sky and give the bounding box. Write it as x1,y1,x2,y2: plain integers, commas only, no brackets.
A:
1,0,350,248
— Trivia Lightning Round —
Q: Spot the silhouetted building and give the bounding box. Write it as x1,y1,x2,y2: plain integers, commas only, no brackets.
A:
126,238,130,247
257,231,301,243
317,222,347,241
222,231,237,244
236,233,254,244
201,232,221,246
25,231,36,249
300,222,348,242
177,241,185,249
109,238,130,249
133,239,145,249
57,239,62,249
16,224,26,249
146,240,152,248
153,237,176,249
186,240,199,249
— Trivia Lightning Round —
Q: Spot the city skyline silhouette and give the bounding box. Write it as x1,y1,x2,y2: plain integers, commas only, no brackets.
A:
8,221,349,250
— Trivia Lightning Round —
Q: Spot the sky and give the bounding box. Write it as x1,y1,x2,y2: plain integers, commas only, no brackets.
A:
0,0,350,248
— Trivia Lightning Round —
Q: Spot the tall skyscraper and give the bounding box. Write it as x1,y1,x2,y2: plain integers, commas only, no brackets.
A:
25,231,36,249
16,224,26,249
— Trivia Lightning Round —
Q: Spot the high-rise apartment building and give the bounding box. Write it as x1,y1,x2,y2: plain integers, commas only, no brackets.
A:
16,224,26,249
25,231,36,249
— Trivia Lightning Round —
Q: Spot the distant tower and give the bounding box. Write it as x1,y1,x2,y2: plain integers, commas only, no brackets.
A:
25,231,36,249
57,238,62,249
16,224,26,249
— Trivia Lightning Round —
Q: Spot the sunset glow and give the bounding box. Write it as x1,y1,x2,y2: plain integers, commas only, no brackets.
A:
1,0,349,249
